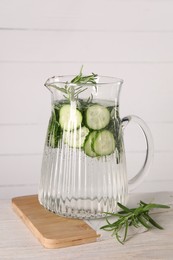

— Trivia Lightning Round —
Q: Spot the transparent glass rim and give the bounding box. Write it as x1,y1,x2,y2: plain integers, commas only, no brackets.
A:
45,75,124,87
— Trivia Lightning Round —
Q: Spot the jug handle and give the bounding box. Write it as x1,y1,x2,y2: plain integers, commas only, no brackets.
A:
121,115,154,192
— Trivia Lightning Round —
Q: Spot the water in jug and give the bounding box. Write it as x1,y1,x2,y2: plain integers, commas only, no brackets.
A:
38,70,153,219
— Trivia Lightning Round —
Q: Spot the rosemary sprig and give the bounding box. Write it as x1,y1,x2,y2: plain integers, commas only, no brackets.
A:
71,65,98,85
100,201,170,244
50,66,98,101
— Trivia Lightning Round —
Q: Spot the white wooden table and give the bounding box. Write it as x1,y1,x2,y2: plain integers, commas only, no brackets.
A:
1,192,173,260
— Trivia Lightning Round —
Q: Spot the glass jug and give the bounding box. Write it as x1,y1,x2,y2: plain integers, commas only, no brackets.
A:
38,75,153,219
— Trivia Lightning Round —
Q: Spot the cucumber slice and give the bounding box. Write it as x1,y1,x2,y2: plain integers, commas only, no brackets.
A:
63,126,89,148
93,130,115,156
83,131,98,157
59,104,82,131
86,104,110,130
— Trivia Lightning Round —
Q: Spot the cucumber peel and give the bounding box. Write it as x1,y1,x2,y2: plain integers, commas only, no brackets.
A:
93,130,116,156
83,131,98,157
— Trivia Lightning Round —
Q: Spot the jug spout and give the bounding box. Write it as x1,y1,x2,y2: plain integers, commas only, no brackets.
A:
44,76,69,101
44,76,60,93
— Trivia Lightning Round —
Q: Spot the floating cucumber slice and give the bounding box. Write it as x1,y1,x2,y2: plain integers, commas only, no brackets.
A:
93,130,115,156
59,104,82,131
83,131,98,157
86,104,110,130
63,126,89,148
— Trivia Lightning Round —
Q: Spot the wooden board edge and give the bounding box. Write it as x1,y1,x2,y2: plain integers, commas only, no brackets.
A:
40,235,100,249
11,196,100,249
12,198,45,246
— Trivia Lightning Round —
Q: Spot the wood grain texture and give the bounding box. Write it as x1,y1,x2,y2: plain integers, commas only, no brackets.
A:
12,195,99,249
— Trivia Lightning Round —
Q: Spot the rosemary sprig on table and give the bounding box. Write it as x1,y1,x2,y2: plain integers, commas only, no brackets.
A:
50,66,98,101
100,201,170,244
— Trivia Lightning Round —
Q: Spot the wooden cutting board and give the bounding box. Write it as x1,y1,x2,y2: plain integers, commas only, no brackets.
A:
12,195,100,249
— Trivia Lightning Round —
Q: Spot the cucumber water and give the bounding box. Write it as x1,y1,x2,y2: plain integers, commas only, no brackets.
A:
46,99,121,159
39,72,129,219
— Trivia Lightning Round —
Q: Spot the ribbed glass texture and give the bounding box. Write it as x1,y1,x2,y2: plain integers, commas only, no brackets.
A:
38,141,128,219
38,76,128,219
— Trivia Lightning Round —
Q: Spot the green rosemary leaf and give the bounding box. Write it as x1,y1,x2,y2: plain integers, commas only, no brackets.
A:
103,211,129,217
54,66,97,102
74,86,84,91
100,201,170,244
105,217,111,225
86,93,93,104
140,201,147,206
134,205,144,216
137,215,151,229
143,213,164,230
142,203,170,211
131,215,141,228
100,218,123,230
71,75,80,83
123,220,129,242
74,87,88,97
115,225,124,245
50,85,68,94
117,202,132,213
118,208,136,214
79,65,84,75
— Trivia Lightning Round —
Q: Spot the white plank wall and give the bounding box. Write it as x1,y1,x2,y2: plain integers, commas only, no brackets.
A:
0,0,173,199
